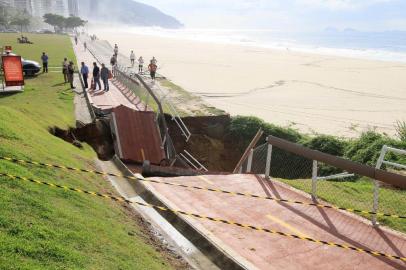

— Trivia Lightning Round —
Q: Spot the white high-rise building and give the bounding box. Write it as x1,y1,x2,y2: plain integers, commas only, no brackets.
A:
0,0,12,7
11,0,32,13
4,0,79,17
67,0,78,16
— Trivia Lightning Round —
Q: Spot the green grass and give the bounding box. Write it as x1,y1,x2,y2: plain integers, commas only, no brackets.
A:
279,177,406,233
0,33,174,269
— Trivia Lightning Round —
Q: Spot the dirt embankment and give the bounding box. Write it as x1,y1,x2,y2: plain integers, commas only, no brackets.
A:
51,114,246,173
167,114,245,172
50,119,115,160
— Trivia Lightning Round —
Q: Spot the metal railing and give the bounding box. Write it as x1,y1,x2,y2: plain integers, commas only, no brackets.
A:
113,67,177,162
83,37,175,160
178,150,208,172
84,35,191,142
237,136,406,228
372,145,406,224
82,35,206,168
151,82,191,141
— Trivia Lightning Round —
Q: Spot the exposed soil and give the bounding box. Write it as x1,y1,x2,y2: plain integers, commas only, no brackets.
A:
51,114,245,173
49,119,115,160
166,114,245,172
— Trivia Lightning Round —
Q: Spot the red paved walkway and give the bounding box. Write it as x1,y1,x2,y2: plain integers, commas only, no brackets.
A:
72,38,144,112
144,174,406,270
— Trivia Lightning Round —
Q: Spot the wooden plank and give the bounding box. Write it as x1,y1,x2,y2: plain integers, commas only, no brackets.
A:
233,129,263,173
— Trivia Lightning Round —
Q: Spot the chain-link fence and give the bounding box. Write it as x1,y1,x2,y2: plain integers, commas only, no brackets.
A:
240,139,406,233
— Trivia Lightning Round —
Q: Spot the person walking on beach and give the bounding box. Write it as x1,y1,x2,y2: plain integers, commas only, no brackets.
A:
100,64,110,92
148,60,157,81
114,44,119,56
62,58,69,83
138,56,144,73
92,62,101,91
80,62,89,89
67,61,75,89
130,50,135,67
41,52,48,73
151,56,157,65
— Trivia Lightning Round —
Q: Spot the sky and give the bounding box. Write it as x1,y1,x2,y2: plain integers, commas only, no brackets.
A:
137,0,406,31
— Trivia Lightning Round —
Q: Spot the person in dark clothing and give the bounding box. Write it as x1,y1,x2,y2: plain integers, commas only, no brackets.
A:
67,61,75,89
110,55,117,74
100,63,110,92
74,36,78,45
92,62,101,90
62,58,69,83
114,44,118,56
80,62,89,89
41,52,48,73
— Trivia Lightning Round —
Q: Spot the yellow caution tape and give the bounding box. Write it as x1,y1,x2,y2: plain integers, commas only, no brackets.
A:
0,171,405,262
0,156,405,220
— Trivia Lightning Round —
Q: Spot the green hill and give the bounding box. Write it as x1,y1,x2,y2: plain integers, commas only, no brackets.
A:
0,33,175,269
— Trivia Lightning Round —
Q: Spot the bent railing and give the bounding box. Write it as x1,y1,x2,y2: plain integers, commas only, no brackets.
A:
113,67,177,162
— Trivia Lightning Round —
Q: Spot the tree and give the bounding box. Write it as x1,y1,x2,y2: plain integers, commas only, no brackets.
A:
43,13,65,32
64,16,87,30
10,17,31,33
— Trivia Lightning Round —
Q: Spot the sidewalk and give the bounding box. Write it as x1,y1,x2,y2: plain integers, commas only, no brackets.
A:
72,74,93,124
142,174,406,270
71,38,140,113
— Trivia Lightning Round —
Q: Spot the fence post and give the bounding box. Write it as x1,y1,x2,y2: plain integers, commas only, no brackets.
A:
372,145,387,226
247,149,254,173
311,160,318,199
265,144,273,179
372,180,380,226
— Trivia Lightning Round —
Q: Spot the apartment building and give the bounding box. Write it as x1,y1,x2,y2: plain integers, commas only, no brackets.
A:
9,0,79,17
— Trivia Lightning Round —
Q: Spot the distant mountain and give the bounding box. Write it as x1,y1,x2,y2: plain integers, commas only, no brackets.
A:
78,0,183,29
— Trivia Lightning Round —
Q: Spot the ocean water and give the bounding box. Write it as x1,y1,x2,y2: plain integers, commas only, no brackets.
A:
122,27,406,63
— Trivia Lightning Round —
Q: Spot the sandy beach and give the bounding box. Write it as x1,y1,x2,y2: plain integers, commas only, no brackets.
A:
93,30,406,137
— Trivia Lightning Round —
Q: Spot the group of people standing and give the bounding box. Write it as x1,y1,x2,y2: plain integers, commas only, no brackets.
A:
129,50,146,74
62,58,77,89
40,52,75,89
129,47,159,80
111,44,159,81
68,36,160,95
80,62,111,92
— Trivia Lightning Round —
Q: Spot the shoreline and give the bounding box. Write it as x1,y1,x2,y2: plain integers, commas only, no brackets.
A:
88,26,406,64
92,29,406,138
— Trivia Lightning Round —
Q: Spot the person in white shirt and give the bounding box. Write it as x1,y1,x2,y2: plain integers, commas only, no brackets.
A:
138,56,144,73
130,51,135,67
151,56,157,65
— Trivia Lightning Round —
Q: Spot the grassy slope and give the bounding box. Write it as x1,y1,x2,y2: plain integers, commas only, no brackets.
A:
0,33,173,269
